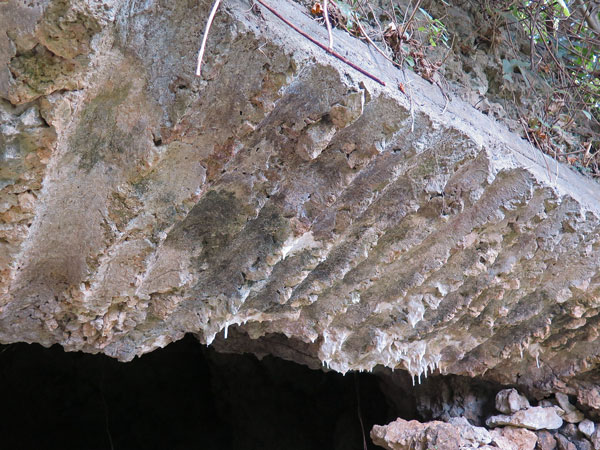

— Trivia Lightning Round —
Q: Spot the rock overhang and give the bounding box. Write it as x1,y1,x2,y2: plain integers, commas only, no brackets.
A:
1,0,600,400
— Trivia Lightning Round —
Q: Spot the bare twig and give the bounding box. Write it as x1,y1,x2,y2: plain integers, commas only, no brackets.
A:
362,1,387,45
195,0,222,77
323,0,334,50
254,0,386,86
574,0,600,36
389,0,399,28
440,32,456,66
355,14,401,68
401,0,423,36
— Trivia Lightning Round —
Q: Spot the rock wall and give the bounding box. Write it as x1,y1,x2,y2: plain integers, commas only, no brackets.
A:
3,0,600,439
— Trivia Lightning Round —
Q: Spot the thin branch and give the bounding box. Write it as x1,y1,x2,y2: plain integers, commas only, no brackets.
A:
362,1,387,45
323,0,334,50
355,14,401,68
389,0,399,28
401,0,423,36
196,0,222,77
574,0,600,36
254,0,386,86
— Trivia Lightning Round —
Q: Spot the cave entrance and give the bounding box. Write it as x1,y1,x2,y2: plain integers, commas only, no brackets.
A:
0,334,400,450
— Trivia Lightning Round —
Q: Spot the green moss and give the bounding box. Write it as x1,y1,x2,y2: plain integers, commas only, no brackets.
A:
69,83,139,172
166,191,290,271
165,190,249,259
8,45,79,102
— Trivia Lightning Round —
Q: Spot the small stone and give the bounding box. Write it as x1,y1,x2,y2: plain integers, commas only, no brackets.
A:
555,434,576,450
578,420,595,438
540,399,558,408
555,393,585,424
490,426,537,450
486,406,563,430
590,427,600,449
496,388,531,414
560,423,579,439
536,430,557,450
577,386,600,420
17,192,35,210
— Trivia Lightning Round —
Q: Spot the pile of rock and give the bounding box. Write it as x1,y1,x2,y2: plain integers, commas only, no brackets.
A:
372,388,600,449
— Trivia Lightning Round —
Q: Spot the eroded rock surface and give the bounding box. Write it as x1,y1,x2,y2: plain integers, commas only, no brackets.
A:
486,406,563,431
495,388,530,415
371,417,491,449
3,0,600,415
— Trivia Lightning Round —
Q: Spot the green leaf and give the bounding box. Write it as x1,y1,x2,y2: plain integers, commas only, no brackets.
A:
555,0,570,16
582,110,593,120
418,7,433,20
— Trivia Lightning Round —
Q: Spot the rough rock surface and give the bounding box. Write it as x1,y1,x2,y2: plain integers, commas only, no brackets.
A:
371,416,541,450
536,430,558,450
3,0,600,406
555,393,585,423
486,407,563,430
489,427,537,450
591,426,600,449
371,417,492,449
578,419,595,438
495,388,530,415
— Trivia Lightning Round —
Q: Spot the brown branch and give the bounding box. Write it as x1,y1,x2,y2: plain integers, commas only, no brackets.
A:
574,0,600,36
254,0,386,86
401,0,423,36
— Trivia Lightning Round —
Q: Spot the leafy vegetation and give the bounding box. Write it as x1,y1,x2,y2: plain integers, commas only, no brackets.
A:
306,0,600,178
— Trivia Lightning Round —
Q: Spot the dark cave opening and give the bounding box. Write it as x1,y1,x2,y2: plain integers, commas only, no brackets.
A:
0,334,399,450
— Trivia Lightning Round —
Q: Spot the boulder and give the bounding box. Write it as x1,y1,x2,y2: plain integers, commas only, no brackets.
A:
496,388,531,414
590,427,600,449
371,417,492,450
486,407,563,430
555,434,577,450
490,426,537,450
535,430,557,450
578,419,595,439
555,393,585,424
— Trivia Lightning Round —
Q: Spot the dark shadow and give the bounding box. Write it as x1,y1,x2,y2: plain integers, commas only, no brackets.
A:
0,335,398,450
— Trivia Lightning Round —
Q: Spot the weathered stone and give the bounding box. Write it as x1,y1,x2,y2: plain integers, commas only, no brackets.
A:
540,399,559,408
559,423,581,441
2,0,600,410
487,407,563,430
555,434,577,450
496,388,531,414
591,427,600,449
551,424,594,450
448,416,492,445
578,419,595,439
556,393,585,423
371,417,491,450
536,430,557,450
490,426,537,450
577,385,600,420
